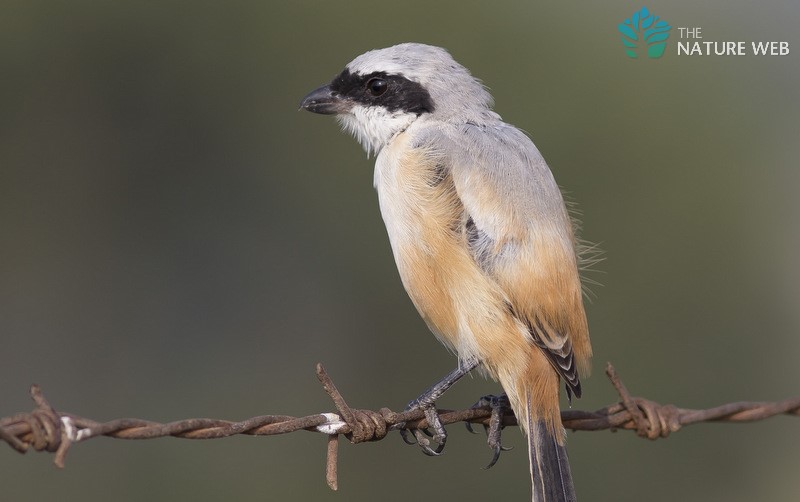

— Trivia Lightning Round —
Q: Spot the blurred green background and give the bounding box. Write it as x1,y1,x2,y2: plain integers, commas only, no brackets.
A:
2,1,798,501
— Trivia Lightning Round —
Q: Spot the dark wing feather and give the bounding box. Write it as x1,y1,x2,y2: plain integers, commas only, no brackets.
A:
527,315,582,401
499,301,581,400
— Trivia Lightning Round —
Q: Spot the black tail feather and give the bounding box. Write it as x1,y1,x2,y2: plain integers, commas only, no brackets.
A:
528,416,576,502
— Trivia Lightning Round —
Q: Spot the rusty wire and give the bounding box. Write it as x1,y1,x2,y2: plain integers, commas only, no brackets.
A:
2,362,799,491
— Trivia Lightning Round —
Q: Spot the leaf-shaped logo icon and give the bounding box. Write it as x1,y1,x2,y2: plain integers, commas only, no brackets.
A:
618,7,672,59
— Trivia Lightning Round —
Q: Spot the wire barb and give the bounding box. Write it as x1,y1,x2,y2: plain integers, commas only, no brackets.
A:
2,363,798,491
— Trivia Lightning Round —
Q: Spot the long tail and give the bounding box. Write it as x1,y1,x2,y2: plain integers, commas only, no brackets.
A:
527,400,576,502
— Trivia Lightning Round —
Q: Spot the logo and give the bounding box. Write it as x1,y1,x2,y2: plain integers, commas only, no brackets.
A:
618,7,672,59
676,27,790,56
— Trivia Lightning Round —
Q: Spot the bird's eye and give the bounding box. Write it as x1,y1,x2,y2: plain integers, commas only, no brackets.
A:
366,78,388,96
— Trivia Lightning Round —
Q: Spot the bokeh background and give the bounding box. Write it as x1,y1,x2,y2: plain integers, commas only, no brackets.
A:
2,1,798,501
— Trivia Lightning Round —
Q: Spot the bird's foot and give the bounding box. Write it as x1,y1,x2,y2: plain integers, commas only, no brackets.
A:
399,397,447,456
396,361,479,456
466,394,513,469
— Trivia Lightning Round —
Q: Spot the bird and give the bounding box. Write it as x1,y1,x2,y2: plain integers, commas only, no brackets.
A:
300,43,592,502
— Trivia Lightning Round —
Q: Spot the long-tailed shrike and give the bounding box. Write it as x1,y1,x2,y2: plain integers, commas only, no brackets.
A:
301,43,592,502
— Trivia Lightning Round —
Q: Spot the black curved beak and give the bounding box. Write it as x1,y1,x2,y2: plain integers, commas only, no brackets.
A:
299,84,350,115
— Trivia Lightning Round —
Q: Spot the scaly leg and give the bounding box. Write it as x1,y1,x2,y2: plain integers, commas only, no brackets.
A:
400,359,479,455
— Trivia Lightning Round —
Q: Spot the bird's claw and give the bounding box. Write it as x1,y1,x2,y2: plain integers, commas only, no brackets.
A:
468,394,513,469
399,428,417,445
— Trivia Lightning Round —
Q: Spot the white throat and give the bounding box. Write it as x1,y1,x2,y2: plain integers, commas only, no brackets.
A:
337,105,418,157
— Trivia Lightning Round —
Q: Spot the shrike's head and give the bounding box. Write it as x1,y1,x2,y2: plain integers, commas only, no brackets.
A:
300,43,496,155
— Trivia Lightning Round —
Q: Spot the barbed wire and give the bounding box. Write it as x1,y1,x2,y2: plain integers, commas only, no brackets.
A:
2,362,798,491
